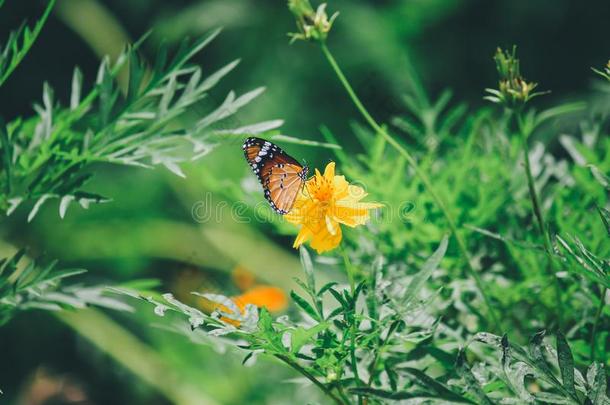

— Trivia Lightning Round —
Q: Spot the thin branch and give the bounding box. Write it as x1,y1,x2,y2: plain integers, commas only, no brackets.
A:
275,354,346,405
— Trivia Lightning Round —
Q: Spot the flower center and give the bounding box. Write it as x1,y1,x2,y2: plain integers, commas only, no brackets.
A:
312,177,333,202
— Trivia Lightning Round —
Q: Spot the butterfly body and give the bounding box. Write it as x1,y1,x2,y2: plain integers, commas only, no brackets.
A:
243,137,308,214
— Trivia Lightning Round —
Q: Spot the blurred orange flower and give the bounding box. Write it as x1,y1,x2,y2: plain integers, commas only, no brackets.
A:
285,162,382,253
232,265,256,291
232,285,288,313
209,285,288,327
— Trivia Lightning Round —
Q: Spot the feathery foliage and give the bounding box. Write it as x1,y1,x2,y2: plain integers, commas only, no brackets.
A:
0,0,56,87
458,331,609,404
0,29,281,221
115,238,473,404
0,249,131,327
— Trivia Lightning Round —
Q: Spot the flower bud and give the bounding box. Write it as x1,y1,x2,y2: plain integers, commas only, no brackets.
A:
484,46,547,109
326,368,338,383
288,0,339,43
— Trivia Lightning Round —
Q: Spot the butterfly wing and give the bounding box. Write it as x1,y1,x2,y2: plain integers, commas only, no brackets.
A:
243,137,308,214
265,160,308,214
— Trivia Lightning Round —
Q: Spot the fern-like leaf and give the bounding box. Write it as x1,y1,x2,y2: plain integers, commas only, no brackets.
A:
0,249,132,327
0,0,56,87
1,30,281,220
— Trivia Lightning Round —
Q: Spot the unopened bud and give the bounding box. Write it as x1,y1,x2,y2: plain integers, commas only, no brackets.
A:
484,46,547,108
288,0,338,43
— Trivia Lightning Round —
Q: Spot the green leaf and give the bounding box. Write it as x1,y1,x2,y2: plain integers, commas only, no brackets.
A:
0,250,122,327
456,350,495,405
127,51,146,102
597,206,610,237
587,363,608,405
556,330,576,398
404,235,448,306
400,367,475,403
257,307,274,333
241,351,255,366
366,258,381,321
198,59,240,94
290,290,320,321
290,323,328,353
299,246,316,293
4,29,276,218
292,277,313,295
500,334,535,402
327,287,349,310
326,306,344,319
317,282,338,297
0,248,25,279
556,235,609,288
384,363,398,391
0,116,12,194
0,0,56,87
528,331,555,379
588,164,610,190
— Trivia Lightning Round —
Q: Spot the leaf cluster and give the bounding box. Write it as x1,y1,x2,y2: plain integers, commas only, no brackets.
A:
0,249,131,326
457,331,609,404
0,28,280,221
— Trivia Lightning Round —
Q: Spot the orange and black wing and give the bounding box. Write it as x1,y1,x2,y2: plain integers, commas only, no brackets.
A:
243,137,308,214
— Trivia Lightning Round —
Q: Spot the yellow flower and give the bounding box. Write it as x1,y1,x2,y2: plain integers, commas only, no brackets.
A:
285,162,382,253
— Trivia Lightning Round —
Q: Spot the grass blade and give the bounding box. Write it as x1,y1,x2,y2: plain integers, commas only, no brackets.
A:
404,235,448,306
556,330,576,397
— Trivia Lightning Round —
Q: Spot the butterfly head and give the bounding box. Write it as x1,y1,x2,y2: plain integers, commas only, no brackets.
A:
299,165,309,181
299,158,310,180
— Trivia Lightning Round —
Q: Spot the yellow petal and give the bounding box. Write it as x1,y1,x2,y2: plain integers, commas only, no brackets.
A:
333,201,382,227
310,225,342,253
335,199,383,210
293,226,312,248
325,215,339,235
333,175,350,199
323,161,335,181
345,184,368,202
286,161,381,254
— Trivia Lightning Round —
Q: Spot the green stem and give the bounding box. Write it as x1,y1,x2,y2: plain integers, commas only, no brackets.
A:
0,0,57,88
340,245,356,293
339,246,363,405
276,354,346,405
516,113,563,327
320,42,501,332
590,287,606,361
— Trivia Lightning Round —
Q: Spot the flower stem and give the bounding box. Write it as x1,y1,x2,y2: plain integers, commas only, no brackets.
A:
340,245,356,293
590,287,606,361
275,354,346,405
516,113,563,327
320,42,501,332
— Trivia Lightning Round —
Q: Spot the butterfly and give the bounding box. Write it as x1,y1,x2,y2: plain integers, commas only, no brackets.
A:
243,137,309,215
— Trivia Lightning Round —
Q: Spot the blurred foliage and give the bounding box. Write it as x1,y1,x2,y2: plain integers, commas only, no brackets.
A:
0,0,609,404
